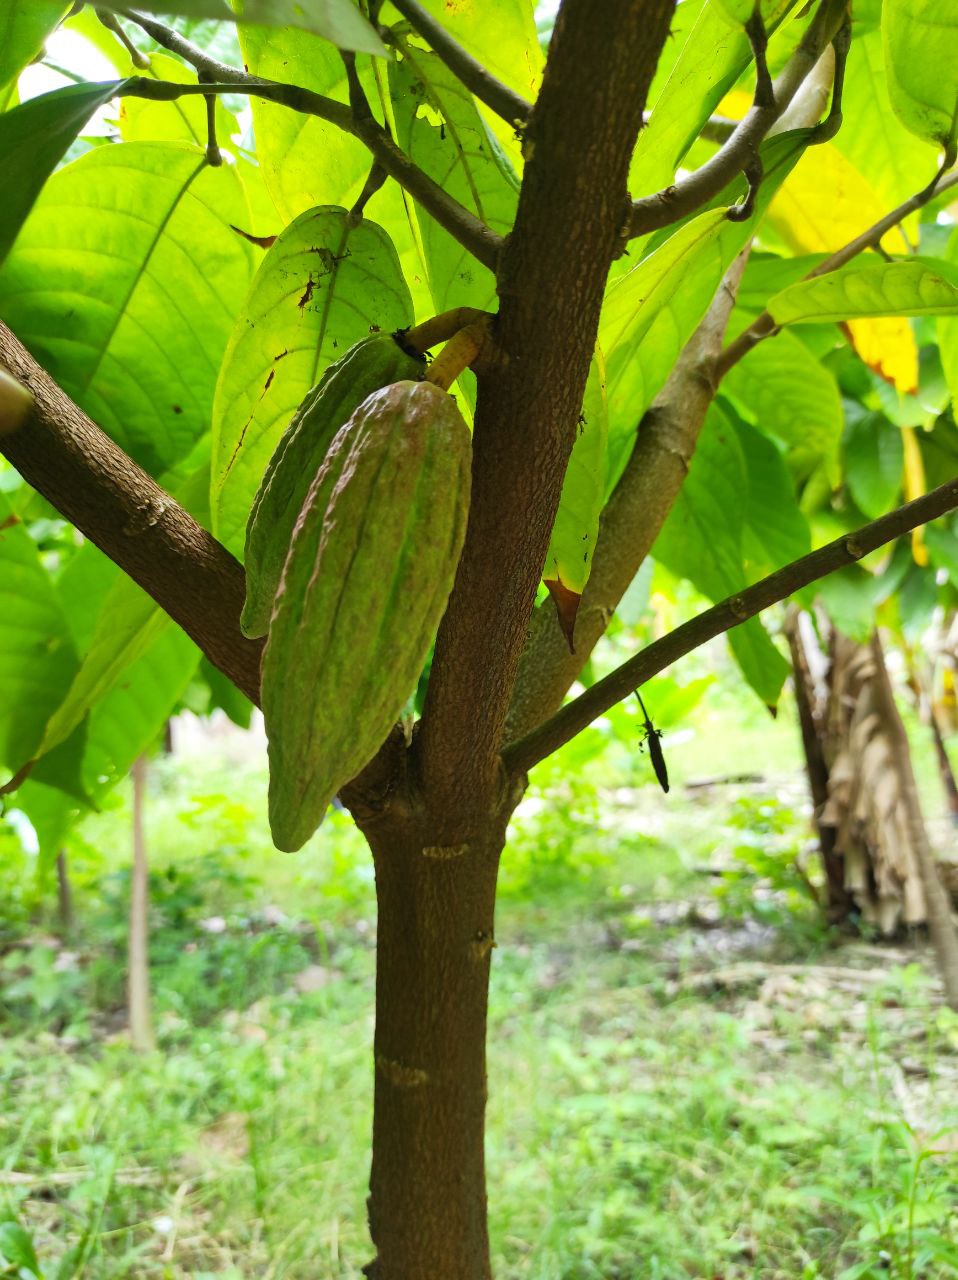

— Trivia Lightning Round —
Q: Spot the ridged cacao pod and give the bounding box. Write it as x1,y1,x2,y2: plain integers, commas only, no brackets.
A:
241,332,424,638
262,380,471,851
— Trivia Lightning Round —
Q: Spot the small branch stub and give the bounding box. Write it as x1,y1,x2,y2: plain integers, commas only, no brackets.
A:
0,370,34,435
425,316,498,391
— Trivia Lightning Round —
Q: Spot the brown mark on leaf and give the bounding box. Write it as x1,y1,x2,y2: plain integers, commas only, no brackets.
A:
171,404,183,414
273,349,290,362
544,577,581,654
298,276,316,310
230,224,277,250
0,513,21,531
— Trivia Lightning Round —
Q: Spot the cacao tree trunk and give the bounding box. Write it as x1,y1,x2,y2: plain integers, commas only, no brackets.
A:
356,800,512,1280
55,849,74,937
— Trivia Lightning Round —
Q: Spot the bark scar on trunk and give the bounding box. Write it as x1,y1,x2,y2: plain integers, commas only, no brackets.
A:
375,1055,429,1088
422,843,469,859
469,931,496,962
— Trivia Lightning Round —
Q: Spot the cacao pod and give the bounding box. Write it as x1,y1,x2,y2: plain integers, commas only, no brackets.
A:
241,332,424,638
262,380,471,852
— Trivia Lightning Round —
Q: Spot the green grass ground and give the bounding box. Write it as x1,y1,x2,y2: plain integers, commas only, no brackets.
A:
1,673,957,1279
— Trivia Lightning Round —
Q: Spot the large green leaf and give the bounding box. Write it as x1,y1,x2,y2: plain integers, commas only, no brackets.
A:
93,0,385,52
543,353,608,604
653,403,790,706
630,0,797,197
0,497,77,776
389,34,519,312
835,25,937,212
238,25,367,223
883,0,958,150
414,0,542,107
844,411,904,519
34,576,169,762
0,80,126,267
0,1,69,96
768,260,958,325
0,141,254,476
938,227,958,408
722,328,843,474
731,410,810,578
211,205,414,552
83,625,199,800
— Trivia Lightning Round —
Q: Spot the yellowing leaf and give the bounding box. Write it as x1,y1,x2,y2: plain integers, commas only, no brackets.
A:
767,143,910,257
901,425,929,565
715,87,753,121
844,316,919,394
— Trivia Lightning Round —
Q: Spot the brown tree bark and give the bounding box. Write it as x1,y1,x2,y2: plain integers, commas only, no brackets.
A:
357,796,515,1280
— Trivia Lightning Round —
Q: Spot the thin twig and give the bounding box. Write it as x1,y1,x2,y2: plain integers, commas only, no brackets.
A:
502,476,958,774
120,14,502,271
198,73,222,166
716,165,958,378
386,0,530,127
629,0,846,239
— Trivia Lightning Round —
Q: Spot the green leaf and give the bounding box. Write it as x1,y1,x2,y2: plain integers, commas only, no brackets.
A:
211,205,413,553
414,0,542,108
0,141,254,476
817,565,876,644
769,260,958,326
119,52,239,149
238,26,366,222
937,227,958,408
883,0,958,150
0,1,69,96
389,34,519,312
13,779,79,872
34,577,168,762
722,329,843,474
0,1217,42,1277
730,408,811,578
0,498,77,776
844,412,904,519
630,0,798,196
835,25,938,211
543,353,608,599
0,80,125,267
82,625,199,800
653,403,790,705
92,0,386,53
925,519,958,581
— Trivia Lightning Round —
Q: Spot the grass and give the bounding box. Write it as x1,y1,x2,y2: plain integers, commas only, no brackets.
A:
1,675,957,1279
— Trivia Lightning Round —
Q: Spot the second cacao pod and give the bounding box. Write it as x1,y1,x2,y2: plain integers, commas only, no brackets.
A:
241,332,424,638
262,379,471,852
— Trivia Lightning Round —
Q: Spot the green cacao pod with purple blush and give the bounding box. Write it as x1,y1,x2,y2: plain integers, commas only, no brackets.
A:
262,380,471,852
241,332,425,639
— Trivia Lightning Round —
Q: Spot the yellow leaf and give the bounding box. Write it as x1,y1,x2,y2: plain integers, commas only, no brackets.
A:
844,316,919,395
768,143,910,257
715,87,753,121
901,425,928,565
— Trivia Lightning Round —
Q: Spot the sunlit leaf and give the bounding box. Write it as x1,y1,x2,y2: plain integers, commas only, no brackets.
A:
653,402,791,706
883,0,958,150
211,205,414,552
0,80,125,266
0,141,254,475
768,260,958,325
389,33,519,312
93,0,386,52
0,0,69,97
118,51,239,148
901,424,929,564
0,497,77,778
543,353,608,634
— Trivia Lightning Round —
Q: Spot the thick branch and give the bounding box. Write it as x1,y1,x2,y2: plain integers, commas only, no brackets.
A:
629,0,846,238
122,14,501,271
415,0,676,811
503,476,958,774
717,166,958,378
0,322,264,704
505,253,748,741
386,0,530,127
